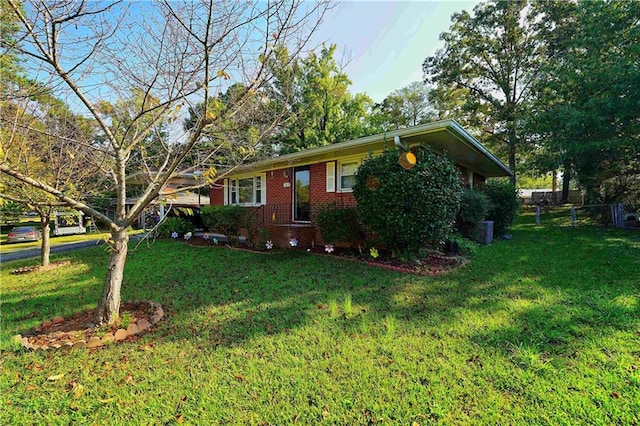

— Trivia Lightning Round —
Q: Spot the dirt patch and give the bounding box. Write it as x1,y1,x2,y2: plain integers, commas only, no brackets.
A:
185,237,217,247
11,261,72,275
12,300,164,351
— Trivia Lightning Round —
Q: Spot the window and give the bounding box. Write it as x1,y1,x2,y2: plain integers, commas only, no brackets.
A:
339,160,359,191
255,175,262,204
230,180,237,204
238,178,253,204
226,174,266,206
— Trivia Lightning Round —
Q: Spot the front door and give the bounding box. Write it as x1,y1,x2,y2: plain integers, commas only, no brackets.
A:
294,166,310,221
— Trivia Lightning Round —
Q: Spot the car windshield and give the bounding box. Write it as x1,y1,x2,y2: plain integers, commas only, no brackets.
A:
12,227,35,232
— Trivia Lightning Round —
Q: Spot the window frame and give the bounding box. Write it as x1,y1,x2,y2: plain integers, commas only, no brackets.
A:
225,174,266,206
337,158,361,192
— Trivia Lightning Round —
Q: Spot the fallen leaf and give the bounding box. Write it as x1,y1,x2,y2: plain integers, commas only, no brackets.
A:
124,374,133,383
177,415,184,424
234,374,246,382
72,383,84,399
99,398,114,404
47,374,65,381
611,392,620,399
139,343,155,351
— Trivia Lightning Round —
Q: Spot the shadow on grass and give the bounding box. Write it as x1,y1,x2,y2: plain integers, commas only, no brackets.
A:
3,224,638,356
1,249,108,340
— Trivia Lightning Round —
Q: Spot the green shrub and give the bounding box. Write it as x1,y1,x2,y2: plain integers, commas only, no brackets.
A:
316,204,364,246
200,205,245,236
156,216,195,238
0,201,24,225
482,180,520,236
353,146,462,255
456,188,492,240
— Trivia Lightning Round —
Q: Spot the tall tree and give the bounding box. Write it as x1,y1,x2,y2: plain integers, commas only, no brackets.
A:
373,81,435,131
1,0,328,324
267,44,375,153
423,0,547,184
528,0,640,203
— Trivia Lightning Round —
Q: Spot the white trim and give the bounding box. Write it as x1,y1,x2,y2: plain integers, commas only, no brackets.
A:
326,161,336,192
260,172,267,204
223,179,228,206
225,174,266,207
467,170,474,187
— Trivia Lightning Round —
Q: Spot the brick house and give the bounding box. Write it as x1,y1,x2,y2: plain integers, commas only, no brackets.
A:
209,119,512,247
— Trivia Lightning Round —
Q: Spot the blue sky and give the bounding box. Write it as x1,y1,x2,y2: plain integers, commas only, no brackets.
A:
309,1,479,102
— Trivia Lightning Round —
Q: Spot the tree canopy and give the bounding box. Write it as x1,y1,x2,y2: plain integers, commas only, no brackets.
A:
423,0,547,184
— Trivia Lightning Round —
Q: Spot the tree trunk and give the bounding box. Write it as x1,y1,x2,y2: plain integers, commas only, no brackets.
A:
40,216,51,267
508,137,517,187
97,228,129,325
561,165,572,204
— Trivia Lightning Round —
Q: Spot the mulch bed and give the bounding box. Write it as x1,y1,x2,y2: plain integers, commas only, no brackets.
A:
302,246,466,275
11,260,72,275
182,236,465,275
14,300,163,351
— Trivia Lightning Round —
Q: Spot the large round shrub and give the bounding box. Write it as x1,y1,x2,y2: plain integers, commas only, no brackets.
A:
482,180,519,236
353,146,462,255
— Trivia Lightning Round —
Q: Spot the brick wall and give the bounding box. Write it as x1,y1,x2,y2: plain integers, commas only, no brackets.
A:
309,162,357,206
265,168,293,222
473,173,486,188
210,180,224,205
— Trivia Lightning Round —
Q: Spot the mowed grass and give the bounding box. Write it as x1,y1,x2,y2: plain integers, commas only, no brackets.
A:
1,213,639,424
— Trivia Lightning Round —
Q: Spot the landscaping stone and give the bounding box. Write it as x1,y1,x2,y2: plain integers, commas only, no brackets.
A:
126,324,139,335
12,301,164,352
137,319,151,331
87,337,102,348
114,329,128,341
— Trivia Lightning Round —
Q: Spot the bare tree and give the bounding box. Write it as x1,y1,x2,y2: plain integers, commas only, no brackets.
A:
1,0,328,324
0,85,102,266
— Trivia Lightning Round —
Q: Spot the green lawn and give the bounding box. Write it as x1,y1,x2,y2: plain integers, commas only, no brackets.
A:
1,212,639,424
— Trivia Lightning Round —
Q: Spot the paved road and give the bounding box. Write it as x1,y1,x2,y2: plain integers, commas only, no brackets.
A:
0,234,147,264
0,239,106,263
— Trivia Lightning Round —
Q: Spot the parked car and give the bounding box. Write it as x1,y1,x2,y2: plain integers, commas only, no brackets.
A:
6,226,42,243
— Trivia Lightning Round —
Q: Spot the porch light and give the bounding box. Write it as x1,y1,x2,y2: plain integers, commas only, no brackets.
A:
399,151,417,170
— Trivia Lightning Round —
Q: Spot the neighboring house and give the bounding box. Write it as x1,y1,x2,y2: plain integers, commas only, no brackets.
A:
122,172,210,229
209,119,512,247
